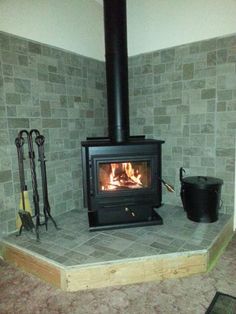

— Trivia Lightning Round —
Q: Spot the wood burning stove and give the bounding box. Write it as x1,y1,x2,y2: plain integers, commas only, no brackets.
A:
82,137,164,230
81,0,165,230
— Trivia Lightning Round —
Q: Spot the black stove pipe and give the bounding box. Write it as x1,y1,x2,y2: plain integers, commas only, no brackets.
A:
103,0,130,143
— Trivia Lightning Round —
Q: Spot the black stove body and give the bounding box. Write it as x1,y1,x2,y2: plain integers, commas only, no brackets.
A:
82,137,164,230
81,0,165,230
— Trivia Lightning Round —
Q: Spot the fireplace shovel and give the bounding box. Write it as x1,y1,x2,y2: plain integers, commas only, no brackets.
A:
159,177,175,193
35,134,58,231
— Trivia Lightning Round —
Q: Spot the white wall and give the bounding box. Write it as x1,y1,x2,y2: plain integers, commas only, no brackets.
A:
127,0,236,56
0,0,104,60
0,0,236,59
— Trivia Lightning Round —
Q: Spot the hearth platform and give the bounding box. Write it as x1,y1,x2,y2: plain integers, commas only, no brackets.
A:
0,205,234,291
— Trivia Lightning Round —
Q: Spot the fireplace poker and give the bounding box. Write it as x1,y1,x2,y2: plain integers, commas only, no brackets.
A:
25,129,43,240
35,134,58,231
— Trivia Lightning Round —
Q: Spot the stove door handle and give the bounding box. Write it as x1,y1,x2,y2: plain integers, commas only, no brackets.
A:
125,207,135,217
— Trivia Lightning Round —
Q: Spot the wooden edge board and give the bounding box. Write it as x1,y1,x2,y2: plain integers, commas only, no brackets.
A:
207,216,234,271
64,252,207,291
2,243,62,289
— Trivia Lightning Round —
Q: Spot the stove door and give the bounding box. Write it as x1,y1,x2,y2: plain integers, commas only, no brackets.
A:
89,154,160,211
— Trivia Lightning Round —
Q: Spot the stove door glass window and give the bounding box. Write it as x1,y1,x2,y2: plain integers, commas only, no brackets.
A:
98,160,151,191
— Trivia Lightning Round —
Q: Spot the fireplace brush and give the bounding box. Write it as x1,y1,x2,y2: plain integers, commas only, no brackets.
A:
15,129,58,241
15,135,34,235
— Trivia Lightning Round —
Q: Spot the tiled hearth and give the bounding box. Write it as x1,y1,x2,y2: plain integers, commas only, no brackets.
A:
0,205,234,291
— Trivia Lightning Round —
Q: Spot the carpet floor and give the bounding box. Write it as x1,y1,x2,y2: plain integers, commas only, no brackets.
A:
0,234,236,314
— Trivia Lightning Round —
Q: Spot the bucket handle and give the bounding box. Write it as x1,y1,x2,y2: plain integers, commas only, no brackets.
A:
179,167,185,182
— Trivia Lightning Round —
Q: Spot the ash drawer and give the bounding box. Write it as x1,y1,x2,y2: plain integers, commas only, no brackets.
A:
96,204,153,225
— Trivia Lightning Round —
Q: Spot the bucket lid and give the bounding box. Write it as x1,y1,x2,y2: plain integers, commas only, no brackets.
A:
182,176,223,189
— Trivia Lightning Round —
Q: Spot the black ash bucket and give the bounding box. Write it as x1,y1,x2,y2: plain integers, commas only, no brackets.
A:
180,168,223,223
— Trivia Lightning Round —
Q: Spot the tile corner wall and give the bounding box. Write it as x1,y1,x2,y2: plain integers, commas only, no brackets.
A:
128,34,236,215
0,31,107,236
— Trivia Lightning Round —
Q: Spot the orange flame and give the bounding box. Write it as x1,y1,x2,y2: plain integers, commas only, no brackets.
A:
101,162,144,191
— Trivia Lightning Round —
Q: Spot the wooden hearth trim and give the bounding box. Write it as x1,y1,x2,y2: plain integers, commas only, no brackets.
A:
207,215,234,271
64,252,207,291
2,244,62,288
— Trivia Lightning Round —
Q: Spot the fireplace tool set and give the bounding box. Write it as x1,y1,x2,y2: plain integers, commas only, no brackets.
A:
15,129,58,241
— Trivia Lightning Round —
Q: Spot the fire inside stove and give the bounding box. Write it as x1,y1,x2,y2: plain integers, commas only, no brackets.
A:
99,160,151,191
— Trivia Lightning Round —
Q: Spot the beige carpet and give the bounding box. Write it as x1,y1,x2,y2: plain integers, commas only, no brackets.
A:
0,234,236,314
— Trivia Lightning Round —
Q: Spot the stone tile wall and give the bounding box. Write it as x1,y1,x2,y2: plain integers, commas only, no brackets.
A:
129,34,236,214
0,32,106,237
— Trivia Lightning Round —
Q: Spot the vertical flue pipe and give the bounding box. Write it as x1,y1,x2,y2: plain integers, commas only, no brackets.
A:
103,0,130,142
